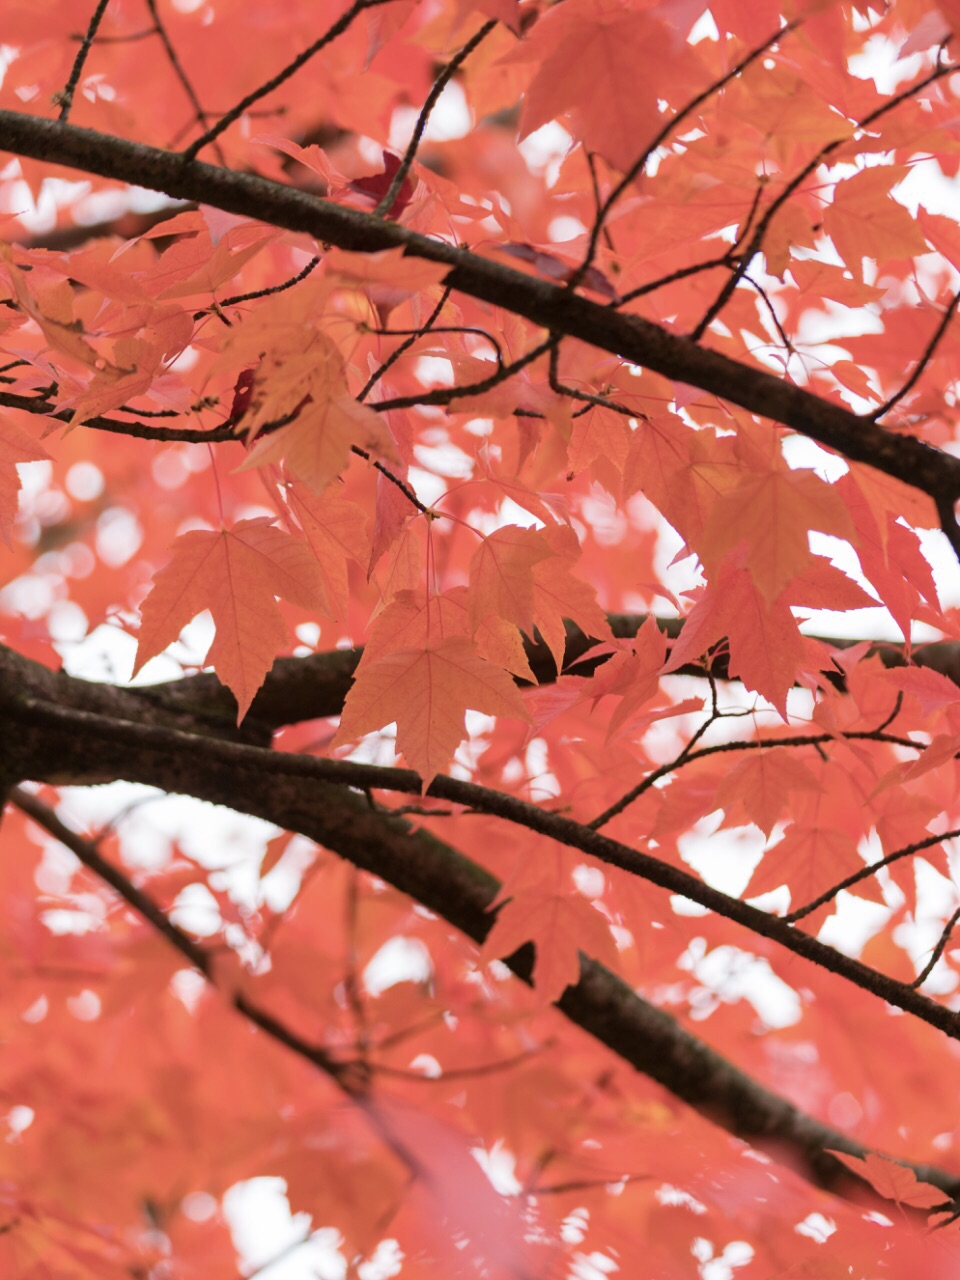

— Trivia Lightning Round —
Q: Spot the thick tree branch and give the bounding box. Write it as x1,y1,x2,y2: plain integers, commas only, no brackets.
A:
1,112,958,518
5,691,957,1200
8,675,960,1053
127,615,960,735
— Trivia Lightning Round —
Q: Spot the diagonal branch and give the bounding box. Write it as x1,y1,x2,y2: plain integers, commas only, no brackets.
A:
181,0,399,161
691,54,958,341
870,287,960,422
56,0,112,122
126,615,960,735
8,733,959,1200
374,19,497,219
1,110,956,523
569,21,795,293
144,0,225,163
9,687,960,1049
8,787,448,1201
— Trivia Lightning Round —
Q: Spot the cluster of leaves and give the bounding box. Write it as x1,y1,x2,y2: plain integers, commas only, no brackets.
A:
9,0,960,1275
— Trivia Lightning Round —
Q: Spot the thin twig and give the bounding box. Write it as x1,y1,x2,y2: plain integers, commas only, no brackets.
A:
350,445,433,515
913,908,960,989
784,828,960,925
743,272,794,356
614,253,735,307
69,26,155,43
547,341,634,415
371,335,555,412
358,286,451,400
589,723,925,833
588,706,722,831
144,0,225,164
56,0,112,121
367,323,504,368
182,0,398,161
692,54,959,340
874,691,904,734
871,288,960,422
568,22,795,293
9,787,432,1186
215,254,321,310
368,1042,550,1082
11,787,213,975
585,151,617,258
374,20,497,218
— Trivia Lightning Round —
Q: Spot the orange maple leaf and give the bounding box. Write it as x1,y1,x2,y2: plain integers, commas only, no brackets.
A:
823,166,927,284
359,588,536,683
469,524,611,669
827,1151,948,1210
242,387,395,495
286,482,371,620
514,0,706,172
714,748,819,838
133,518,328,720
481,888,617,1004
700,467,854,603
583,615,669,739
532,525,613,671
0,419,48,546
333,634,531,785
468,524,552,635
664,550,808,716
747,821,882,926
622,416,740,551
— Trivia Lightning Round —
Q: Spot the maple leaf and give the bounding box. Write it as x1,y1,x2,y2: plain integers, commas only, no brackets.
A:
746,822,869,921
584,615,668,739
823,166,927,284
493,241,617,298
359,587,536,682
481,887,618,1004
286,482,370,620
240,369,397,495
468,524,610,669
324,244,452,316
333,635,531,785
622,416,740,551
12,3,960,1272
700,466,854,603
133,519,328,719
827,1151,949,1210
664,550,808,716
347,152,415,220
0,418,48,545
514,0,706,172
531,524,613,671
148,220,275,299
468,524,552,635
566,402,633,481
714,749,819,838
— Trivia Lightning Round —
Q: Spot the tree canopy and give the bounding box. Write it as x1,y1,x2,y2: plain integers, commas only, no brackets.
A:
5,0,960,1274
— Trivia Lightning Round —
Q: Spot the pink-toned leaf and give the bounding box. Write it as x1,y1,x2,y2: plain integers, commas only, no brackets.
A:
133,518,328,720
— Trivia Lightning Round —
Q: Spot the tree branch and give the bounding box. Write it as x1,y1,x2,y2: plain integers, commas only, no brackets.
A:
124,615,960,735
181,0,398,161
1,111,958,517
5,688,957,1200
8,680,960,1051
